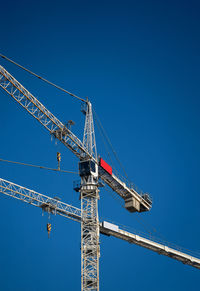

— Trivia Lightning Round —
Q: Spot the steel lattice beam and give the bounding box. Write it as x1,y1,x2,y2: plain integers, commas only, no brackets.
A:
0,64,152,214
81,187,100,291
0,178,200,271
81,101,99,291
0,65,90,160
0,178,81,222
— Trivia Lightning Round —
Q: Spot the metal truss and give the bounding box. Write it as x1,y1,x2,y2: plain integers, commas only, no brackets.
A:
0,65,91,161
81,186,100,291
0,177,199,272
81,101,99,291
0,175,100,290
83,101,97,161
0,58,199,291
0,64,152,214
0,178,81,222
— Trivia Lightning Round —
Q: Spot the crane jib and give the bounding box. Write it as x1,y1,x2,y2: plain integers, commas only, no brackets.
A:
0,178,199,271
0,65,90,160
0,58,199,289
0,64,152,214
98,157,152,213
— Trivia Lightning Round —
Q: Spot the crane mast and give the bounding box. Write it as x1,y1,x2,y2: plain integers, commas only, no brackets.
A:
80,101,99,291
0,62,153,290
2,60,198,290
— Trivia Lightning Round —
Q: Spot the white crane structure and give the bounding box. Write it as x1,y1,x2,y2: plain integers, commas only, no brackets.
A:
0,59,199,290
0,178,200,271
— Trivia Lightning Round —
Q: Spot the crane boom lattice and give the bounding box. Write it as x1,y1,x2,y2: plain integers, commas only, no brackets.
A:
0,58,199,291
0,65,90,160
0,178,81,222
1,178,200,271
80,102,99,290
0,63,152,214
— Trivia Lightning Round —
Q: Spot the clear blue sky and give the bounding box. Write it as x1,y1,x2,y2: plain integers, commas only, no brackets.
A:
0,0,200,290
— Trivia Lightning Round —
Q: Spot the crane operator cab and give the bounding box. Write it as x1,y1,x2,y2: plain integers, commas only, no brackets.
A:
79,160,98,178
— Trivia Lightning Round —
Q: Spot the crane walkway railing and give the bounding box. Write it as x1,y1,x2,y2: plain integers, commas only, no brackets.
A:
99,166,152,212
100,221,200,270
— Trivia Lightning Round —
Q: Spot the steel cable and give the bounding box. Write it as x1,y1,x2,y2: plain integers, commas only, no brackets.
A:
0,158,78,174
0,53,86,103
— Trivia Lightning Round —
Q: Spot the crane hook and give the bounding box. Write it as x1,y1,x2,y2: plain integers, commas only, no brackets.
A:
57,152,61,170
47,223,52,238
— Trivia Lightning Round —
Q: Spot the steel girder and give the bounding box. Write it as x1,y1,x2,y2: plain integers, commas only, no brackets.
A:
0,65,90,160
0,178,81,222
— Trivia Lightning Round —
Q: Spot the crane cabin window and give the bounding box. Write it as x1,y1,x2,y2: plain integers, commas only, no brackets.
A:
79,161,90,176
79,160,96,176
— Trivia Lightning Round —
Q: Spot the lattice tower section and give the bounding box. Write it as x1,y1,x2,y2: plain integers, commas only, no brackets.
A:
83,101,97,161
81,101,99,291
81,181,99,291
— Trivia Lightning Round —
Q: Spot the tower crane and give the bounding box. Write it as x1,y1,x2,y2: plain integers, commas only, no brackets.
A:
0,177,200,271
0,58,199,291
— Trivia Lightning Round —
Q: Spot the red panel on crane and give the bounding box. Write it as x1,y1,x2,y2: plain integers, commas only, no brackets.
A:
99,158,112,175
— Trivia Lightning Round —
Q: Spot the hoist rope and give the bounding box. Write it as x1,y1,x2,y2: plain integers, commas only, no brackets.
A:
0,53,86,103
0,158,78,174
93,108,130,181
0,53,168,249
93,110,114,166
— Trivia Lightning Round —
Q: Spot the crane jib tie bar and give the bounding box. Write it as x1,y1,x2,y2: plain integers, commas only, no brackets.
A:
0,53,87,103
